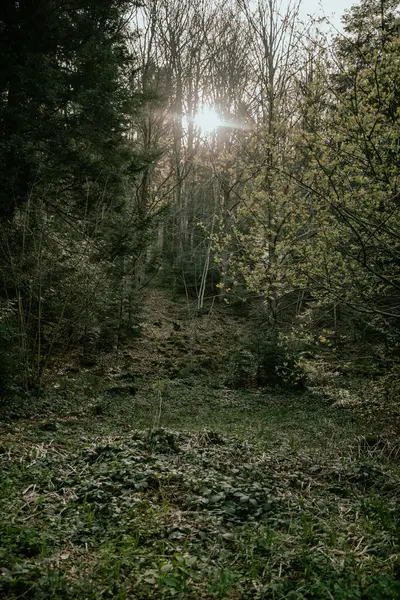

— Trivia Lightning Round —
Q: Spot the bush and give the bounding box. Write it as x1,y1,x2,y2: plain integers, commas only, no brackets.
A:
226,332,307,390
226,348,256,388
250,332,307,389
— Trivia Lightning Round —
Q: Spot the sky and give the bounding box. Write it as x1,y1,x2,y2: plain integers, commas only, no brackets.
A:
299,0,360,31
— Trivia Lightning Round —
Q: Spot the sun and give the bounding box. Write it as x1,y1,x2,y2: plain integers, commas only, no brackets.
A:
182,106,223,134
193,106,222,133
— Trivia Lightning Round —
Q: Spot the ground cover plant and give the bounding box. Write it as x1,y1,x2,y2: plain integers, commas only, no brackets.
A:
1,373,399,599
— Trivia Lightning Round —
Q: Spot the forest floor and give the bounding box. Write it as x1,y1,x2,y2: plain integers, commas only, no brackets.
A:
0,288,400,599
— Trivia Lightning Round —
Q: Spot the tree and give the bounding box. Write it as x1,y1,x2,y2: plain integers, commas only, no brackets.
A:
296,0,400,331
0,0,140,220
214,0,312,324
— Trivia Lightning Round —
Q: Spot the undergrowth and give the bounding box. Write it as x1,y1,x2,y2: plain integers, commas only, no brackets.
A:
1,380,399,599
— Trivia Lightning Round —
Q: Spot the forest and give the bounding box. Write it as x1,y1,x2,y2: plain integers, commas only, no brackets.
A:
0,0,400,598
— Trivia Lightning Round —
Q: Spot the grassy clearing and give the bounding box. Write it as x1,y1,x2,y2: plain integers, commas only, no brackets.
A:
1,376,399,599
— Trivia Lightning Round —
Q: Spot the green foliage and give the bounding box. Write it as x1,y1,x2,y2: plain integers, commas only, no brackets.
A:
297,0,400,335
209,0,400,377
227,332,307,390
251,332,307,389
226,347,256,388
0,0,138,219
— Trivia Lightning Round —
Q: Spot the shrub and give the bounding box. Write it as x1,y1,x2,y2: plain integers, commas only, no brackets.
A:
249,332,306,389
226,332,307,390
226,348,256,388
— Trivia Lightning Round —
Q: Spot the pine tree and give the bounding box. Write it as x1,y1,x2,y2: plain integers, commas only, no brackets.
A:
0,0,140,220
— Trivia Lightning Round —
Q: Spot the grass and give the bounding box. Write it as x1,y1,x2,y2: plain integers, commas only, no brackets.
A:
1,373,399,599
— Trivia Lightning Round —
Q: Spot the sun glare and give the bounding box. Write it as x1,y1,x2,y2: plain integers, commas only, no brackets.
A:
193,106,222,133
182,106,223,133
181,105,245,134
